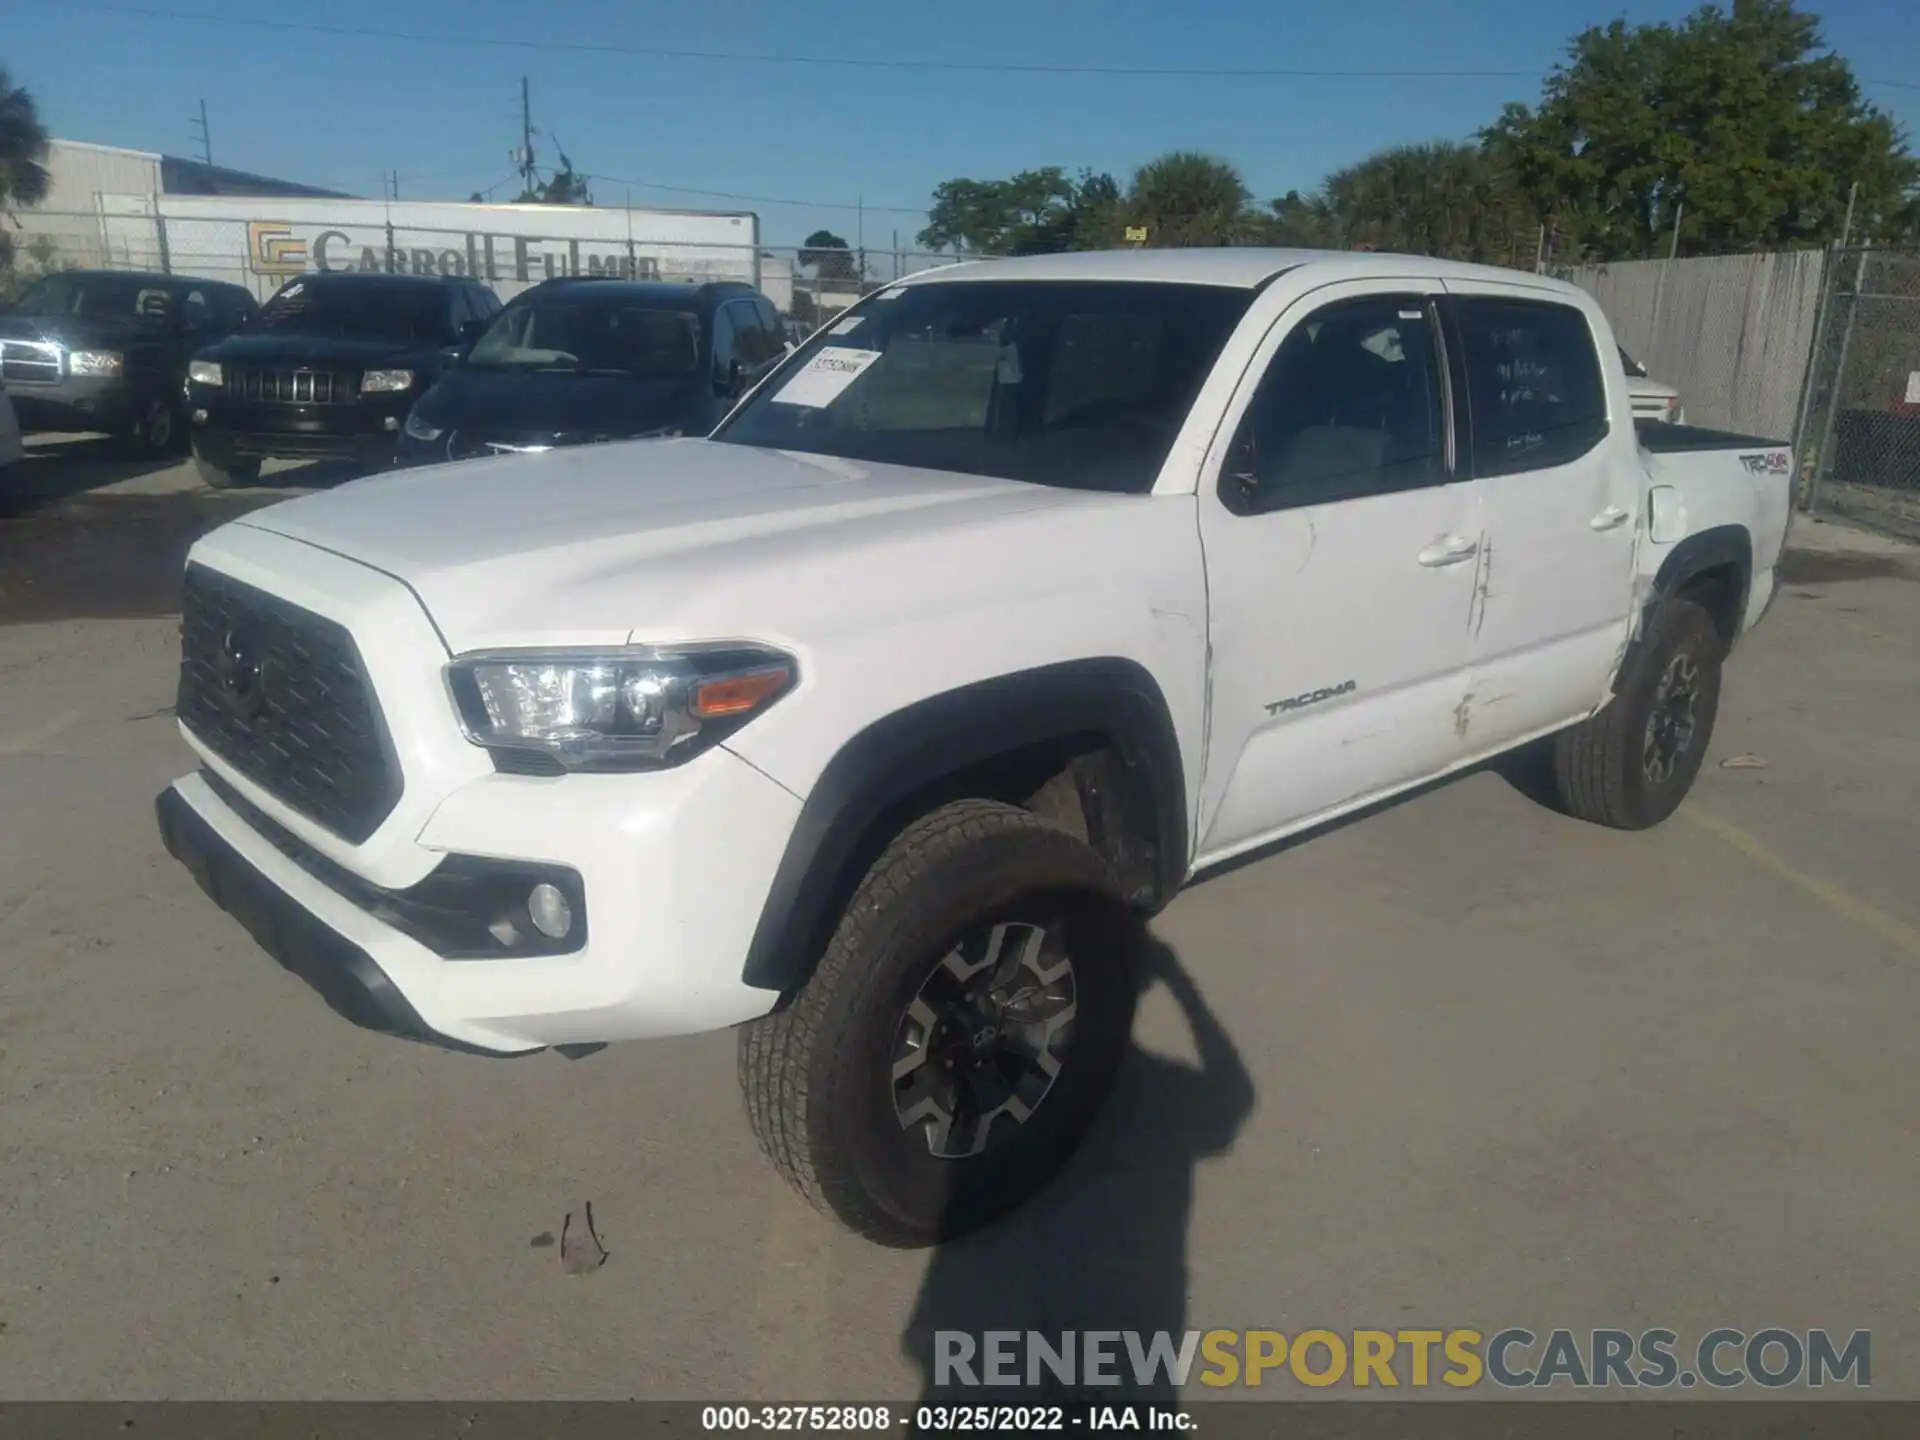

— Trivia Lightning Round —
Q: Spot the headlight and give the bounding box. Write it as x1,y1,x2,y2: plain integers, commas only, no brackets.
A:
69,350,124,378
403,409,443,441
187,360,223,387
446,645,796,771
361,369,416,393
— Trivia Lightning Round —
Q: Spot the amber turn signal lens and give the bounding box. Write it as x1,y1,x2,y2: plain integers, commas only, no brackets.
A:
691,665,792,719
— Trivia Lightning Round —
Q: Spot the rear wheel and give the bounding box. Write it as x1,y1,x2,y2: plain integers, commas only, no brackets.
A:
193,453,261,490
739,799,1138,1247
1550,597,1724,829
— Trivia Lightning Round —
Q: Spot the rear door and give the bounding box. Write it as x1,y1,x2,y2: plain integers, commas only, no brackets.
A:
1439,285,1640,749
1195,280,1482,864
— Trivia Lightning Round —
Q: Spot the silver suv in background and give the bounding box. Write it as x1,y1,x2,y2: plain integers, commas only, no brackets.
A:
1621,346,1685,423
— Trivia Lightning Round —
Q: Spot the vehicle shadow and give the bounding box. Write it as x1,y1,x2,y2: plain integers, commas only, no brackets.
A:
0,435,187,515
900,936,1254,1414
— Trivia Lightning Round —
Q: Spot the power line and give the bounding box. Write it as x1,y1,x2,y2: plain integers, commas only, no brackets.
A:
38,0,1920,87
22,0,1551,80
580,171,929,216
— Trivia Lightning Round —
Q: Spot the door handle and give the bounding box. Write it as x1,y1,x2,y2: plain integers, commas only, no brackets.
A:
1417,535,1480,567
1590,505,1631,531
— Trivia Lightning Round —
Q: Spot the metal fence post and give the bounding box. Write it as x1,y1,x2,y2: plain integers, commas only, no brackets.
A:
1807,245,1871,516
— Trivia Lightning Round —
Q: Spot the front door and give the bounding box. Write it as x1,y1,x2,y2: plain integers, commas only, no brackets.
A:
1440,286,1640,750
1195,281,1481,866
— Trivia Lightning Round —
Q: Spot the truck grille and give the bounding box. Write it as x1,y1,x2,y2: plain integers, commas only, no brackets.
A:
176,565,401,843
228,367,360,405
0,340,61,386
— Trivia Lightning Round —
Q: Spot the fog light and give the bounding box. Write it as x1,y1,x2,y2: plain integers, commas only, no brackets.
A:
383,415,401,432
527,882,573,941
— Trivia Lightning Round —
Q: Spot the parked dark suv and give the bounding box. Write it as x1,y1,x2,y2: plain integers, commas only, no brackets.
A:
396,278,787,464
186,272,501,487
0,270,256,455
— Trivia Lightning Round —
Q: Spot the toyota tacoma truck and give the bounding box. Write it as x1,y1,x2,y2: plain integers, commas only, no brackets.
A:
155,249,1793,1247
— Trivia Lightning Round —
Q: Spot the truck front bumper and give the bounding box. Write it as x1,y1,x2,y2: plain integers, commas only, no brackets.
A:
157,749,802,1057
7,375,140,435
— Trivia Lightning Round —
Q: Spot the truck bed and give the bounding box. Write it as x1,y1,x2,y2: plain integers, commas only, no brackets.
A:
1636,419,1788,453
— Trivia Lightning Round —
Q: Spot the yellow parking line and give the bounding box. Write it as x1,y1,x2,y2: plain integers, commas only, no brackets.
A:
1682,805,1920,959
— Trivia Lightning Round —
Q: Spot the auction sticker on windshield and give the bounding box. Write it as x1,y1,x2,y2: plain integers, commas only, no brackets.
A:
772,347,882,407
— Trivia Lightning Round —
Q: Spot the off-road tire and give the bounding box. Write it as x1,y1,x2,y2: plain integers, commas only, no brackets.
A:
1550,597,1724,830
739,799,1139,1248
193,454,261,490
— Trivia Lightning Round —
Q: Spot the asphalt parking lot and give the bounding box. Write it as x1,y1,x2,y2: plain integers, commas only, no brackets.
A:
2,436,1918,1400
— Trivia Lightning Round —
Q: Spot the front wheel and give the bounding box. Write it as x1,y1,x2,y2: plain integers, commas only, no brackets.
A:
1549,597,1724,829
120,393,183,458
739,799,1139,1247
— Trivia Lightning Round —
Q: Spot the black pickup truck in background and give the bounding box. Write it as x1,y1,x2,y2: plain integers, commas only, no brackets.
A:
186,272,501,488
0,270,256,456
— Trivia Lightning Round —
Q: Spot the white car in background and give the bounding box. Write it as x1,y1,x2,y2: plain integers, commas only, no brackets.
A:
1621,346,1685,423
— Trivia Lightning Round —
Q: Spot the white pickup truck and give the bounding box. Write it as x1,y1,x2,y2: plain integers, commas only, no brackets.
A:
156,249,1793,1246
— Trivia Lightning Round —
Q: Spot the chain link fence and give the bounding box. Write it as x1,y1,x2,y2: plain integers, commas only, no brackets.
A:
1799,247,1920,542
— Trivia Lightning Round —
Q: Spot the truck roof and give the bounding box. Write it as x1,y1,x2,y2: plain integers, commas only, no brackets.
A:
895,247,1589,297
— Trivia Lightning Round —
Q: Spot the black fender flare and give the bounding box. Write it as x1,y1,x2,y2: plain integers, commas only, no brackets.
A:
1639,523,1752,643
739,657,1189,995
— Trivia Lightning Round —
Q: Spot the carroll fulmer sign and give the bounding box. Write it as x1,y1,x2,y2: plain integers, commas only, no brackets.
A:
249,220,663,283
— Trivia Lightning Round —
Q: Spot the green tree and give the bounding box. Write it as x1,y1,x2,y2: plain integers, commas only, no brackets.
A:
1316,141,1536,263
917,168,1119,255
0,67,52,273
1120,151,1254,247
800,229,860,282
1484,0,1918,260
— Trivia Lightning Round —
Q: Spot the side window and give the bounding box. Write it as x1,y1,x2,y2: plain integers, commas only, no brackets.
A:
1453,297,1608,476
754,296,782,342
1223,294,1446,514
711,303,739,381
729,301,776,367
181,288,211,327
219,288,256,328
449,288,474,334
475,287,503,319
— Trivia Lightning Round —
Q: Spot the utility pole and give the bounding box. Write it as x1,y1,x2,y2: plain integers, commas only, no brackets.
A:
190,99,212,166
517,77,539,199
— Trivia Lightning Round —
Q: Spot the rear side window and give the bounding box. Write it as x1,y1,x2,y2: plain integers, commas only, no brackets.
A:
1224,293,1446,514
1453,297,1608,476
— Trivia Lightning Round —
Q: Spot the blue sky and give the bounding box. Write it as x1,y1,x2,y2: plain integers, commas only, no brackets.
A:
9,0,1919,250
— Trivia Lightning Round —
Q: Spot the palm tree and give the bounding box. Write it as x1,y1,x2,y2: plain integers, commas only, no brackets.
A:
1122,152,1254,247
0,67,52,270
1319,142,1533,263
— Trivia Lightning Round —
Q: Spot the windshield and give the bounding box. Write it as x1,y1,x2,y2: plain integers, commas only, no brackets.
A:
255,277,449,341
713,279,1254,493
468,301,701,377
10,274,176,324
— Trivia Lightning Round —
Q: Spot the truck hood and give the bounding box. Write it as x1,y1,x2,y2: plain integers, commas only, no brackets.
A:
199,331,431,367
231,438,1095,652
